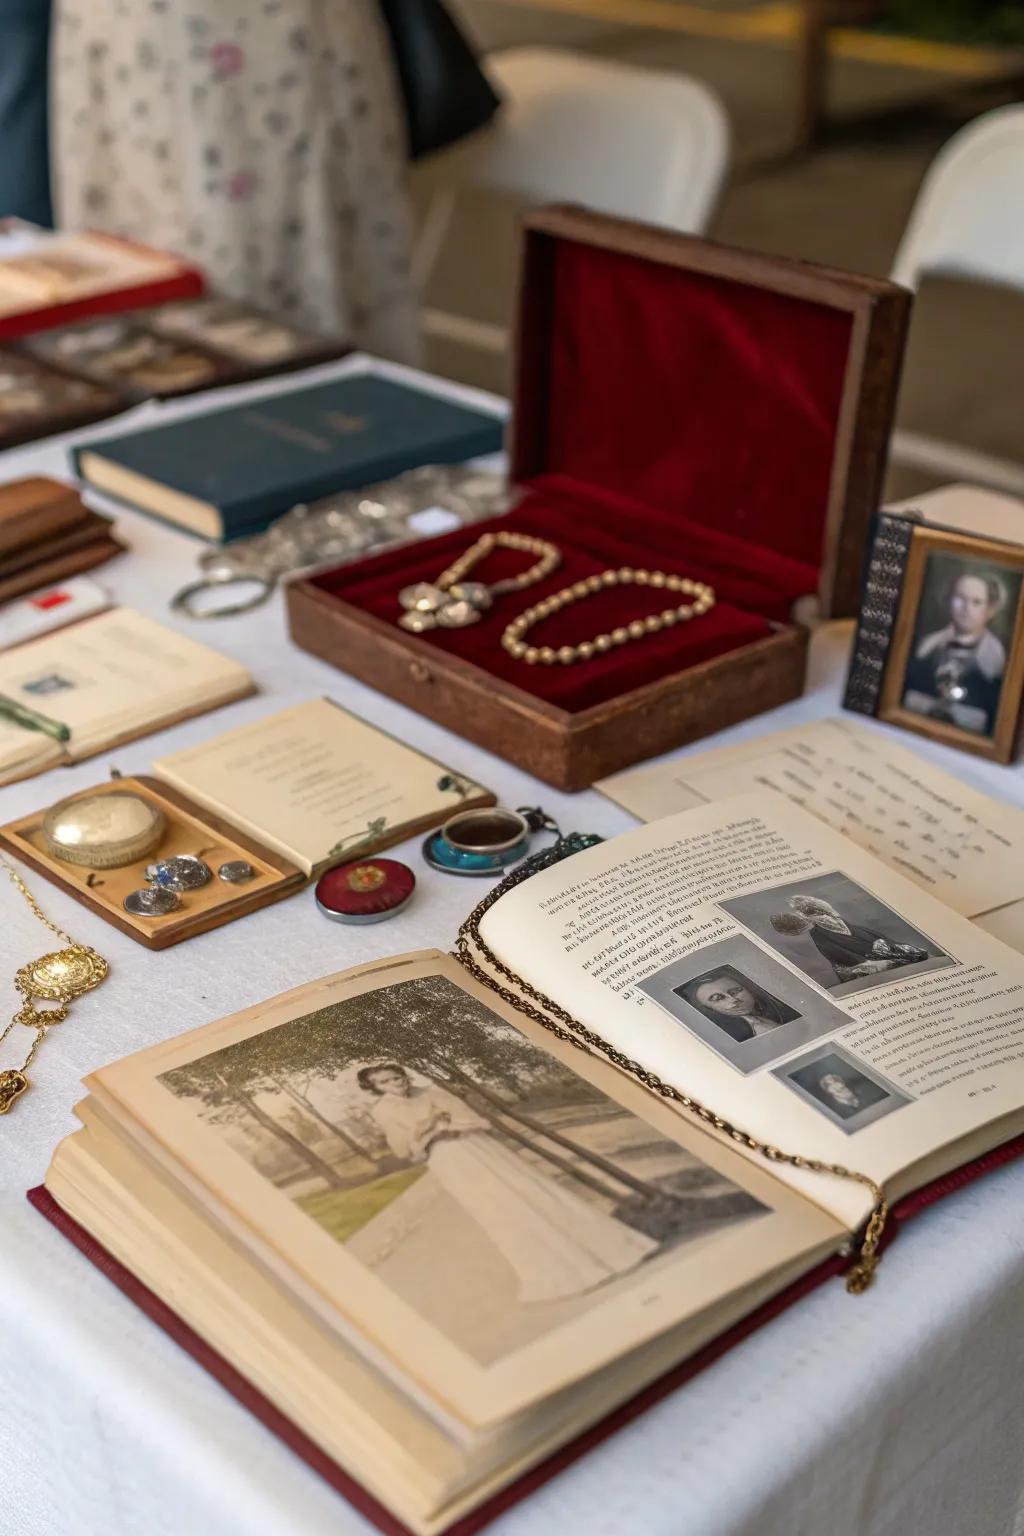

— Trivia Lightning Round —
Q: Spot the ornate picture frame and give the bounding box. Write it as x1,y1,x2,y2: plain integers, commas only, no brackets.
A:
848,518,1024,764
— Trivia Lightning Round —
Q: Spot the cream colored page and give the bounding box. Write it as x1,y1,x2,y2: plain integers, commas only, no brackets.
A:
53,1116,468,1517
0,715,60,775
0,233,178,315
0,607,249,765
153,698,483,873
597,718,1024,921
481,795,1024,1230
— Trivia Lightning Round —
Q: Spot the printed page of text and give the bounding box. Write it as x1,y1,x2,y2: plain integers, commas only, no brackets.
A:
597,718,1024,927
482,795,1024,1228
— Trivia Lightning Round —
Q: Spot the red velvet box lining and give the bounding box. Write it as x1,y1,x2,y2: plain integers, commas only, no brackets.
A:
312,474,813,713
312,234,856,713
534,239,856,572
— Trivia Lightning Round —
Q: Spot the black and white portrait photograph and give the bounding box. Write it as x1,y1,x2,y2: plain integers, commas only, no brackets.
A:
719,871,954,998
158,973,766,1365
900,549,1023,739
774,1043,911,1134
638,935,856,1073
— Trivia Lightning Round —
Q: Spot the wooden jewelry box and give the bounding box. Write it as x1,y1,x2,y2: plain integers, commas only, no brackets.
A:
287,207,911,791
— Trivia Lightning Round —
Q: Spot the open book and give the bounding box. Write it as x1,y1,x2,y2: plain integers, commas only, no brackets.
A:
150,697,491,877
0,608,253,783
40,796,1024,1535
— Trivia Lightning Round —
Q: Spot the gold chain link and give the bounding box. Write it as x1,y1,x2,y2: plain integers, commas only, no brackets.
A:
453,862,888,1294
1,853,79,947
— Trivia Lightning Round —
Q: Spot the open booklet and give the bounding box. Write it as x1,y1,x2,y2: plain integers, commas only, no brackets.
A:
150,697,491,877
0,608,253,783
40,796,1024,1535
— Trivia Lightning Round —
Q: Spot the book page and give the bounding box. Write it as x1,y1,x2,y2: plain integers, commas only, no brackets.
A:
84,951,840,1431
480,796,1024,1230
152,698,491,875
597,718,1024,930
0,607,251,780
0,232,181,316
0,710,61,776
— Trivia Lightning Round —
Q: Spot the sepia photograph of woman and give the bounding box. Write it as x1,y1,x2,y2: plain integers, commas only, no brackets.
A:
674,967,799,1044
358,1062,657,1303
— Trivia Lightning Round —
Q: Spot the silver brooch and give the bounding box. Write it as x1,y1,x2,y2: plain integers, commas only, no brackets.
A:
146,854,213,892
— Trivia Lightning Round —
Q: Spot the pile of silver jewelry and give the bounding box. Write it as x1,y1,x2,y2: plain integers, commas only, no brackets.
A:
172,465,515,619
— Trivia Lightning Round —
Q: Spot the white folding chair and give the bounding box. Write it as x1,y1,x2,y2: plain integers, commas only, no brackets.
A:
415,47,730,359
889,104,1024,497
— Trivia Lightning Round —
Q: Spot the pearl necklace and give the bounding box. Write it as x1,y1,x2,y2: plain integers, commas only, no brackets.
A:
501,566,715,666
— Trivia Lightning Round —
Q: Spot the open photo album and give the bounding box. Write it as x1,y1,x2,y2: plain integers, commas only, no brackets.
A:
39,796,1024,1535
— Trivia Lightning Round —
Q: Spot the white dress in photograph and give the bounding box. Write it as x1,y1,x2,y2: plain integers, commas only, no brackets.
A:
371,1084,657,1303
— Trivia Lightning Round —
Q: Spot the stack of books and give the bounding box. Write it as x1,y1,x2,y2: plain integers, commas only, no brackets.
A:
0,476,124,604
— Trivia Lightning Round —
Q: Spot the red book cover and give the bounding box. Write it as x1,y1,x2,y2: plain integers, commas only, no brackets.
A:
0,229,205,343
28,1133,1024,1536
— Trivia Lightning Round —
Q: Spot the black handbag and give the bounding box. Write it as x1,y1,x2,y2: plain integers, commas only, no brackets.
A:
377,0,502,160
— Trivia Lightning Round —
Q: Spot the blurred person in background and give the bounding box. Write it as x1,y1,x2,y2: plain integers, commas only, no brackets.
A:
51,0,418,360
0,0,53,224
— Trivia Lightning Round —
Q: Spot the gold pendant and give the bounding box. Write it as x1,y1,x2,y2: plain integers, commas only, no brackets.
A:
16,947,109,1004
2,854,111,1118
0,1069,28,1113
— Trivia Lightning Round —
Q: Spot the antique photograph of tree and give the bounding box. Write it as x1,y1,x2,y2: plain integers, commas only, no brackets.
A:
159,973,767,1363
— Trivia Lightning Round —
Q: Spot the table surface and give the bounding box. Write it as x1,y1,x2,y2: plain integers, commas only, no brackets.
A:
2,357,1023,1536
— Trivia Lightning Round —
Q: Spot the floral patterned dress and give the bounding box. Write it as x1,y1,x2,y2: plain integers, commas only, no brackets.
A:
51,0,419,361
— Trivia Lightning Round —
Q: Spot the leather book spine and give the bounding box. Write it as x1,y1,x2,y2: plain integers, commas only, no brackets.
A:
842,510,917,718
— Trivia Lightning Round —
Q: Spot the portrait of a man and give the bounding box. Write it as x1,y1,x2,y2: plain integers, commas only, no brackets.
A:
901,553,1022,738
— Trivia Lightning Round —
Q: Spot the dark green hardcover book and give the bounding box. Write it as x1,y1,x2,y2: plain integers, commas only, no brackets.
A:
71,372,505,541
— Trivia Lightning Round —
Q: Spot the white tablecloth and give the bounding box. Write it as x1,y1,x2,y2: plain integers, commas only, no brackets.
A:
2,359,1023,1536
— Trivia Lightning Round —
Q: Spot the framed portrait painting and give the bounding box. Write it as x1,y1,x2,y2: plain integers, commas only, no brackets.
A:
848,519,1024,763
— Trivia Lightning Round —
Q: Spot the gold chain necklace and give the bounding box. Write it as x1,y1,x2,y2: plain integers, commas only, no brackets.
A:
0,854,109,1114
398,530,561,632
453,858,887,1294
501,566,716,666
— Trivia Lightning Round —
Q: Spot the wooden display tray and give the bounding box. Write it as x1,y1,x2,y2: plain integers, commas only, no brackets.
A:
0,775,303,950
